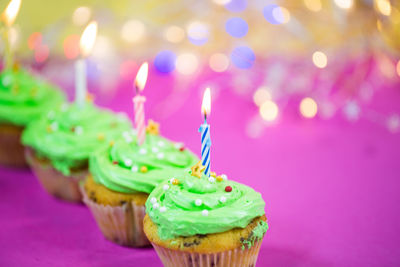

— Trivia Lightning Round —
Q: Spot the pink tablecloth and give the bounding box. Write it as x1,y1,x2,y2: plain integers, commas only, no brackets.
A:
1,70,399,266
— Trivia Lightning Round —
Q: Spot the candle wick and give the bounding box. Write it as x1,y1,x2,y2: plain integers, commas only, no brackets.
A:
204,113,207,123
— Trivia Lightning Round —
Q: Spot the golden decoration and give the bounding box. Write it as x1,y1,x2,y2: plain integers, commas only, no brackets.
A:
146,119,160,135
191,161,205,178
216,176,223,182
171,178,179,185
140,166,148,173
210,172,217,178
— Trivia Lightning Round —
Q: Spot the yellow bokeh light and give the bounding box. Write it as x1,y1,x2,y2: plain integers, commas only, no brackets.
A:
334,0,353,9
396,60,400,77
213,0,231,5
2,0,21,26
209,53,229,72
176,53,198,75
272,6,291,24
312,51,328,69
121,20,146,43
253,87,271,107
164,26,185,43
375,0,391,16
303,0,322,12
72,6,91,26
376,20,383,31
260,100,279,121
80,21,97,57
300,97,318,118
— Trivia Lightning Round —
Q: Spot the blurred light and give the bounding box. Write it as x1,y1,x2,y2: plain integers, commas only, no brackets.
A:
396,60,400,77
135,62,148,92
72,6,91,26
3,0,21,26
376,20,383,31
120,60,137,80
231,46,255,69
375,0,391,16
34,44,49,63
176,53,198,75
164,26,185,43
303,0,322,12
225,17,248,38
343,101,360,121
8,26,18,46
299,97,318,118
28,32,42,50
187,21,209,45
154,50,176,73
263,5,280,24
253,87,271,106
121,20,146,43
246,115,265,139
334,0,353,9
63,35,80,59
209,53,229,72
272,6,291,24
80,21,97,57
225,0,247,12
92,35,113,60
312,51,328,68
213,0,231,5
201,88,211,116
260,100,279,121
387,114,400,133
378,56,395,78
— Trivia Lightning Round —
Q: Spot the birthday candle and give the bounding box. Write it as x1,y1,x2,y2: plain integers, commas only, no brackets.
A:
199,88,211,177
133,62,148,146
1,0,21,70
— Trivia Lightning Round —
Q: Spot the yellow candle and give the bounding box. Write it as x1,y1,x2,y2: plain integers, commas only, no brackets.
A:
1,0,21,70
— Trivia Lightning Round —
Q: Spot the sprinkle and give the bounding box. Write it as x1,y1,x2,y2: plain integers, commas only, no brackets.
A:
131,165,139,172
50,122,58,131
216,176,223,182
140,166,148,173
157,153,165,159
61,103,68,112
220,174,228,181
179,147,185,152
47,111,55,120
131,129,137,135
208,177,216,183
171,178,179,185
220,196,227,203
112,161,118,165
152,147,159,153
150,197,157,204
210,172,217,178
159,206,167,213
125,136,133,143
46,125,52,133
163,184,170,191
195,199,202,206
157,141,165,147
75,126,83,135
139,148,147,155
202,210,209,216
225,186,232,192
122,131,130,139
117,112,129,122
109,140,115,147
97,133,105,141
124,159,133,167
2,75,12,86
153,203,160,209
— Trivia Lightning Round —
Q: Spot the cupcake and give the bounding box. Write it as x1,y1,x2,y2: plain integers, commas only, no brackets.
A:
22,102,131,203
143,162,268,267
0,68,64,167
81,121,199,247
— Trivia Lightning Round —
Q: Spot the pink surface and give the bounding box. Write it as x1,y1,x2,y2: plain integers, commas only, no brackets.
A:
1,69,400,266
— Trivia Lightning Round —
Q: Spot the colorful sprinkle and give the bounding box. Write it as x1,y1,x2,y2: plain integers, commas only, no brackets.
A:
46,125,52,133
139,148,147,155
131,165,139,172
216,176,224,182
195,199,202,206
152,147,159,153
163,184,170,191
47,111,55,120
140,166,148,173
159,206,167,213
109,140,115,147
220,174,228,181
112,161,118,165
153,203,160,209
220,196,227,203
225,186,232,192
179,146,185,152
157,141,165,147
124,159,133,167
210,172,217,178
157,153,165,159
50,122,58,131
146,119,160,135
75,126,83,135
208,177,216,183
150,197,157,204
202,210,209,216
171,178,179,185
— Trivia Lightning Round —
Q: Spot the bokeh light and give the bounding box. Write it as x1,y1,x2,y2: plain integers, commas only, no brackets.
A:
213,0,231,5
187,21,209,45
253,87,271,106
121,20,146,43
300,97,318,118
259,100,279,121
176,53,198,75
231,46,255,69
164,26,185,43
225,0,247,12
72,6,91,26
334,0,353,9
154,50,176,73
303,0,322,12
225,17,248,38
396,60,400,77
34,44,49,63
63,35,80,59
9,27,19,47
120,60,137,80
263,5,290,24
209,53,229,72
312,51,328,68
375,0,391,16
28,32,42,50
387,114,400,133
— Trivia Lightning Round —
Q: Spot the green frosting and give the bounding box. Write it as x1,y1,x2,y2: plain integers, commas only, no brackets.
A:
89,133,199,194
146,170,266,240
0,69,65,126
22,103,132,175
241,220,269,250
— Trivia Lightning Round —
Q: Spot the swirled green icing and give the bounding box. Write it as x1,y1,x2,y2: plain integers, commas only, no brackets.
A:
89,133,199,194
22,103,132,175
146,171,266,240
0,69,65,126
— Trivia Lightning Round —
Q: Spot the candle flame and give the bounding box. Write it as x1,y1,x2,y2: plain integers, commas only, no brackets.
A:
135,62,148,92
79,21,97,57
201,88,211,117
2,0,21,26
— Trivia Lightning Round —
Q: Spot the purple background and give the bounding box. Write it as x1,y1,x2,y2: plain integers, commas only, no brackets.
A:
1,68,400,267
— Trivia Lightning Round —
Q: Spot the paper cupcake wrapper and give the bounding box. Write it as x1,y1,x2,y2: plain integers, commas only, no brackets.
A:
0,124,27,167
81,185,150,247
25,148,87,203
151,240,262,267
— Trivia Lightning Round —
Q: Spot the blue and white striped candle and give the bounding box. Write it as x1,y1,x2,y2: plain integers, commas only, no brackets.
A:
199,88,212,177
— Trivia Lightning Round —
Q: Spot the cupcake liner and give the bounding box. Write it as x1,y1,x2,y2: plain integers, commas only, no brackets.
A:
0,124,27,167
151,241,263,267
25,148,87,203
81,185,150,247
